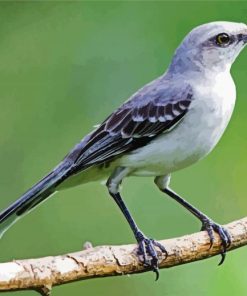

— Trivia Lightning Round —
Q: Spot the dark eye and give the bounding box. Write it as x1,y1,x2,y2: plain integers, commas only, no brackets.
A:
216,33,230,46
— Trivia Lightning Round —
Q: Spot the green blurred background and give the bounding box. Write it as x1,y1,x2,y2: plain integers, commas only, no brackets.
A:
0,1,247,295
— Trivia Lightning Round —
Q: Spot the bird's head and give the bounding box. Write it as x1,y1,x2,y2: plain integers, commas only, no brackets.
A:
169,21,247,74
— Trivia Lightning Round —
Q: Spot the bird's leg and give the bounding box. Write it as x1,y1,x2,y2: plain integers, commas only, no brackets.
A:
155,175,231,265
107,168,167,279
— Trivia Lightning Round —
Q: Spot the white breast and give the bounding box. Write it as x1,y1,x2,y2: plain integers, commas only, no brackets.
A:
120,72,236,176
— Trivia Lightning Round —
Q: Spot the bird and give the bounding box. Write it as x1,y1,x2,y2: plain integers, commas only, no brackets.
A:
0,21,246,279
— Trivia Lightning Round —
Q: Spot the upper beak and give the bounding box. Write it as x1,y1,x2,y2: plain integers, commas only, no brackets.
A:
239,33,247,43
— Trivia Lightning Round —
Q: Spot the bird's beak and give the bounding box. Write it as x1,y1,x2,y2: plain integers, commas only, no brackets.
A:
240,34,247,43
243,35,247,43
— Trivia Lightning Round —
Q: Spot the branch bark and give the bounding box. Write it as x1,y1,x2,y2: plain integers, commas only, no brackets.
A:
0,217,247,295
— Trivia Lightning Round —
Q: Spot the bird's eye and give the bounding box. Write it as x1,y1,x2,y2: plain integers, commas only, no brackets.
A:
215,33,230,46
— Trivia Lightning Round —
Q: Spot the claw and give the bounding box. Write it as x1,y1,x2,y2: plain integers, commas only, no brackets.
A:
201,218,231,265
153,266,160,281
136,233,167,280
218,252,226,266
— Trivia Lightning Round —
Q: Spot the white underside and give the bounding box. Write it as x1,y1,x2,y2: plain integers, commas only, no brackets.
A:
59,70,236,189
119,72,236,176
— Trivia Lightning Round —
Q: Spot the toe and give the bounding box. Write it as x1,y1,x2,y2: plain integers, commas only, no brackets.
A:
201,219,231,265
212,224,231,265
223,228,232,248
138,240,148,265
137,237,167,279
206,226,215,249
151,239,168,258
201,220,215,249
217,227,227,249
145,239,158,266
214,225,231,250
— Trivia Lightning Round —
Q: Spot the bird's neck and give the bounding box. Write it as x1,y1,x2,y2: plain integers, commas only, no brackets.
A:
167,48,231,78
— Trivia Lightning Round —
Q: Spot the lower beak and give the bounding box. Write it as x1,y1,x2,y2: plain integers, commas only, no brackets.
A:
241,34,247,43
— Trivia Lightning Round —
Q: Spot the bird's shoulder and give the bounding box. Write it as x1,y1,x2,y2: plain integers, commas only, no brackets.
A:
64,76,193,170
104,76,193,138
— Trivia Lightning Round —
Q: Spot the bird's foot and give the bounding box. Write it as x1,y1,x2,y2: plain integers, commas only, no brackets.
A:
201,218,231,265
136,231,167,280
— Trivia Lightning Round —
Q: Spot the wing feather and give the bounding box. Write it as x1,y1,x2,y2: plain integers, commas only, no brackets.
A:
69,82,193,172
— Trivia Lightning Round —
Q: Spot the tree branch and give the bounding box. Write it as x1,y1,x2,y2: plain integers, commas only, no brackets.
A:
0,217,247,295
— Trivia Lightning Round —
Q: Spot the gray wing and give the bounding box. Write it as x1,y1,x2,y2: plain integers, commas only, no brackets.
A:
67,81,193,173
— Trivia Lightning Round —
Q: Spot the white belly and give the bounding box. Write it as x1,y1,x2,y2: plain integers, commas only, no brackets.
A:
119,73,236,176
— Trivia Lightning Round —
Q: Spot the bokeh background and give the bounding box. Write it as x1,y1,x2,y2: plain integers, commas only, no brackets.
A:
0,1,247,295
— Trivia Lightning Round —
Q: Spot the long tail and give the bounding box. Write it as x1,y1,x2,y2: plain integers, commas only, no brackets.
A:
0,162,71,238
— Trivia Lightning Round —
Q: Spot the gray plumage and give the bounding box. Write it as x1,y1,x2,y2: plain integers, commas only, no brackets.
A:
0,21,247,277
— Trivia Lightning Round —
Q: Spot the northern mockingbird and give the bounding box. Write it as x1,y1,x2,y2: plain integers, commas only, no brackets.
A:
0,21,247,278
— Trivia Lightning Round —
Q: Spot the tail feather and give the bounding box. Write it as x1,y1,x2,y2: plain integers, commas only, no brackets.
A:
0,162,71,238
